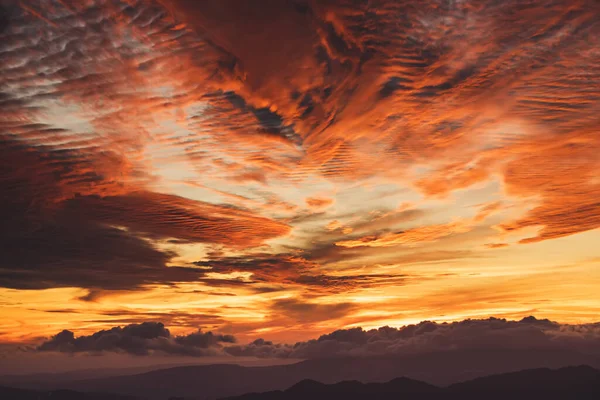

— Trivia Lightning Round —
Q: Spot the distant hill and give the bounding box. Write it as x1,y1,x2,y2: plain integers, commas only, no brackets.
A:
0,363,211,387
2,365,599,400
0,385,138,400
223,366,600,400
4,349,600,400
448,364,600,393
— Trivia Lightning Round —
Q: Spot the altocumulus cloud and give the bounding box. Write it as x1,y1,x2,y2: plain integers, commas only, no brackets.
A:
37,317,600,358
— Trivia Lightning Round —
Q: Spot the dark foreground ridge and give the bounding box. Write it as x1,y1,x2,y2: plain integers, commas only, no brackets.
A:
223,365,600,400
1,365,599,400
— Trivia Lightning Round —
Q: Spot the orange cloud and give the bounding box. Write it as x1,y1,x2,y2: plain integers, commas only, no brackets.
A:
335,220,473,248
326,220,343,231
2,0,600,348
305,197,335,209
72,191,290,247
485,243,509,249
498,137,600,243
474,201,504,223
0,137,289,291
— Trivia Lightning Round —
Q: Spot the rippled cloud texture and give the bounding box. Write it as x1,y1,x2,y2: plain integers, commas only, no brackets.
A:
0,0,599,347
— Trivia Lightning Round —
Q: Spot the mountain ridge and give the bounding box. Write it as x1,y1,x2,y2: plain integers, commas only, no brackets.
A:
2,365,600,400
3,349,600,399
222,365,600,400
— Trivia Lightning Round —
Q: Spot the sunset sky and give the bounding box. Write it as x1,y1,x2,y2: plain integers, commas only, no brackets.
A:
0,0,599,360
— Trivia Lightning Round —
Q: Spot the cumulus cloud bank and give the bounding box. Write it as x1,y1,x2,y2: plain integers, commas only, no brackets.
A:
37,317,600,358
38,322,235,356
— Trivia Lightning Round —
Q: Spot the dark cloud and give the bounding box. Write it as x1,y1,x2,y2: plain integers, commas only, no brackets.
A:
0,139,166,290
0,137,288,291
38,322,235,356
68,191,290,247
193,253,405,293
90,310,227,330
0,4,9,34
269,298,358,323
0,0,296,293
36,317,600,359
193,253,316,283
222,91,301,144
224,338,292,359
231,316,600,359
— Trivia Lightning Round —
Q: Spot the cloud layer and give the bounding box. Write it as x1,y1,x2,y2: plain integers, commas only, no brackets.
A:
38,322,235,356
0,138,289,291
1,0,599,344
37,317,600,358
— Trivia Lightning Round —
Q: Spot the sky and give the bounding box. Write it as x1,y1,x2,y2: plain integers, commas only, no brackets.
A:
0,0,599,365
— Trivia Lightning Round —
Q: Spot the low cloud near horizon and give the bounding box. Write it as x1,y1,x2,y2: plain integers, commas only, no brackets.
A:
33,316,600,359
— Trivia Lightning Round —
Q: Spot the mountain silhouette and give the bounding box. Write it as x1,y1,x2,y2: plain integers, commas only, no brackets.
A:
3,349,599,400
0,385,138,400
448,365,600,392
223,366,600,400
1,349,600,400
1,365,599,400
